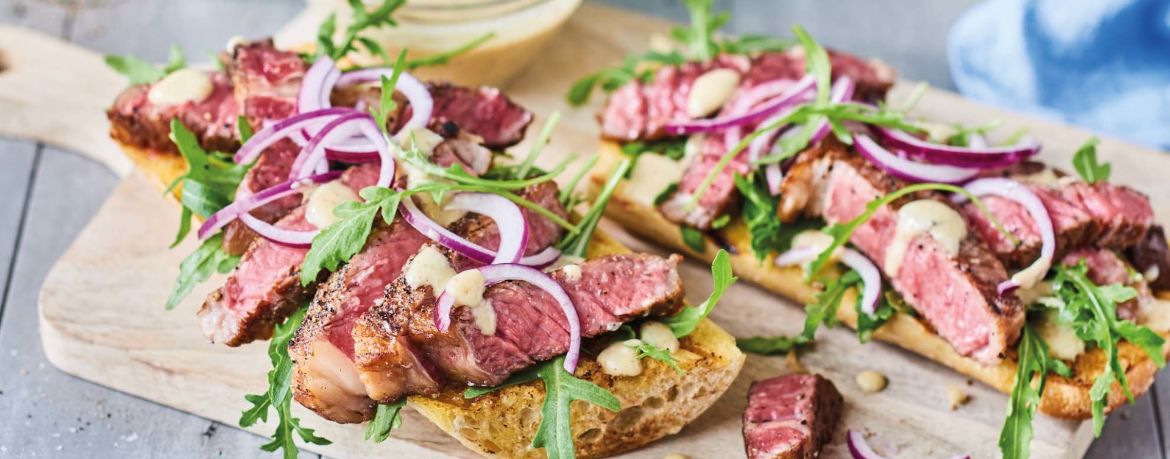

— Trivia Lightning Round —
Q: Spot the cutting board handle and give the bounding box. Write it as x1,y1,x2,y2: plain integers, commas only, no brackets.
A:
0,25,131,176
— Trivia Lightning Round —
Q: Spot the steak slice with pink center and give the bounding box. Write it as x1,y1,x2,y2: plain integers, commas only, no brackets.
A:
779,140,1024,363
198,164,378,346
743,374,843,459
107,71,240,154
352,251,685,403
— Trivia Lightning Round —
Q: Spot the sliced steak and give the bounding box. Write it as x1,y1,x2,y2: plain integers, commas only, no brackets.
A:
658,133,750,229
289,219,431,423
394,82,533,148
107,71,240,154
779,140,1024,362
962,178,1155,269
221,140,304,255
352,250,685,402
743,374,843,459
1128,225,1170,291
743,48,895,102
1062,248,1148,321
225,39,306,128
290,181,563,419
199,164,379,346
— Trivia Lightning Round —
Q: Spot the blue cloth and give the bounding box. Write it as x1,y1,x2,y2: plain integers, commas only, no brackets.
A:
948,0,1170,149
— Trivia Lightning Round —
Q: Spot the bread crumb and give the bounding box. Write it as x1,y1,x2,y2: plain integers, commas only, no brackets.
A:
947,385,970,410
785,350,807,374
855,370,887,393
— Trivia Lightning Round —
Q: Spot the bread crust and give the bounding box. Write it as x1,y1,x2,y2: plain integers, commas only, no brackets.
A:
589,140,1170,420
114,137,746,456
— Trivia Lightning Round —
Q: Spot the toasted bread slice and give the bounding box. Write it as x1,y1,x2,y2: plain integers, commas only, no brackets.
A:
113,135,746,456
589,140,1170,420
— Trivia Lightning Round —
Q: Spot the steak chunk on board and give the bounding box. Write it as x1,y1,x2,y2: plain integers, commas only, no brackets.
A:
289,182,564,422
352,250,685,403
198,164,378,346
743,374,844,459
779,139,1024,363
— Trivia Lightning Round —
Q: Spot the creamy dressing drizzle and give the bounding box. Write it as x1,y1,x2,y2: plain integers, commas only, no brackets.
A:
625,153,684,207
884,199,968,276
148,68,213,107
445,269,497,335
304,180,360,229
405,246,457,294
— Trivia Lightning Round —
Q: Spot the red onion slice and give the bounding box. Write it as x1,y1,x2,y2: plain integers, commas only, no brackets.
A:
444,192,529,264
401,194,530,265
840,248,882,315
336,68,432,132
298,57,336,113
764,163,784,195
958,178,1055,293
434,263,583,372
197,171,342,241
807,76,856,145
847,430,888,459
877,127,1040,168
854,134,981,184
239,213,316,248
355,120,397,189
290,112,370,180
666,74,816,135
774,246,821,267
233,108,353,164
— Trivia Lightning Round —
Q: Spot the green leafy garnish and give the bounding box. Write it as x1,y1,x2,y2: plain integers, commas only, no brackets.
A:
1049,262,1165,434
943,121,999,147
300,185,400,285
680,226,706,253
557,155,600,209
516,112,561,179
629,340,684,375
559,158,634,258
465,358,620,459
240,308,332,458
674,0,722,61
405,32,495,69
105,43,185,84
165,234,239,310
736,334,805,355
734,173,786,261
566,51,686,106
998,325,1071,459
1071,137,1109,183
619,138,688,161
799,270,857,339
664,250,736,337
237,115,254,143
316,0,405,62
364,401,406,443
168,118,250,246
856,292,895,343
371,50,407,132
531,357,622,459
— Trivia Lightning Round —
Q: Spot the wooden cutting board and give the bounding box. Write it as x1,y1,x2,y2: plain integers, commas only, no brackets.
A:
9,3,1170,458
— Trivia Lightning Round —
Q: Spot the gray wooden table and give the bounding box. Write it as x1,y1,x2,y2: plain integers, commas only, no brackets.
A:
0,0,1164,457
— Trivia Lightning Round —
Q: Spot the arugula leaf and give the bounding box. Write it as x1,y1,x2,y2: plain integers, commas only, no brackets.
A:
240,308,332,458
371,50,407,132
793,25,830,105
364,401,406,443
557,155,600,208
566,51,686,105
999,324,1070,459
653,183,680,206
1071,137,1109,183
619,138,688,161
317,0,405,62
559,158,633,258
106,54,165,85
300,186,392,285
680,226,706,253
710,214,731,230
734,173,783,261
169,119,250,244
165,234,239,310
531,357,621,459
799,270,858,340
405,32,495,69
664,250,736,337
943,121,999,147
516,112,561,179
674,0,720,61
736,334,806,356
1050,262,1166,434
629,341,684,375
856,291,895,343
164,43,186,74
237,115,254,143
717,35,793,55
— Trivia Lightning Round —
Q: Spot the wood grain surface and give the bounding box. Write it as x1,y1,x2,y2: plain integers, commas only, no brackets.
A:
1,1,1167,458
